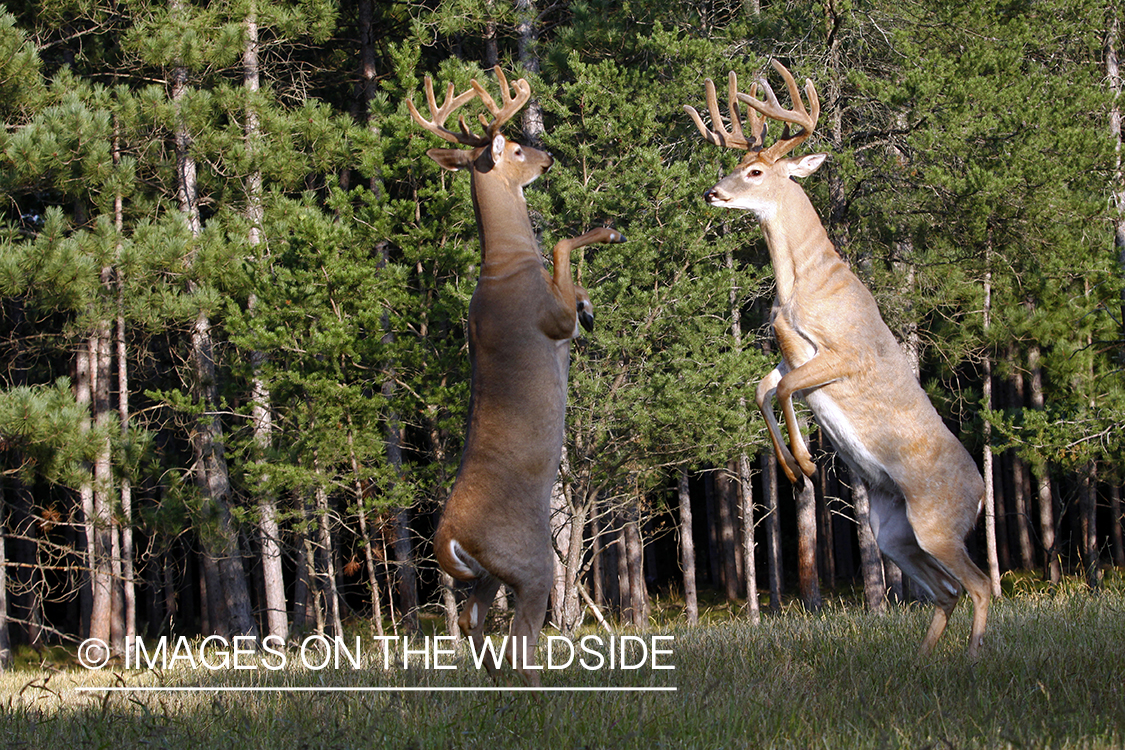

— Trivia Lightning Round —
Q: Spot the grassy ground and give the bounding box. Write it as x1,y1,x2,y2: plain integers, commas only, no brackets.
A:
3,576,1124,749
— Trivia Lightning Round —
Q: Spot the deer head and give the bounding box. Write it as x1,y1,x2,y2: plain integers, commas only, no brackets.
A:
684,60,824,221
407,66,553,187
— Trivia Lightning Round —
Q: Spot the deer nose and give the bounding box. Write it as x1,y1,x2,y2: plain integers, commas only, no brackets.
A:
703,188,718,203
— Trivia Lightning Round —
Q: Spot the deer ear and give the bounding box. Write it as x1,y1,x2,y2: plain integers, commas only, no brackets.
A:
788,153,828,178
427,148,472,171
491,133,506,164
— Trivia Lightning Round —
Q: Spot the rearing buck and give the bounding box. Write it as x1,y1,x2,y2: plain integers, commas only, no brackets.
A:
685,61,990,656
407,68,624,684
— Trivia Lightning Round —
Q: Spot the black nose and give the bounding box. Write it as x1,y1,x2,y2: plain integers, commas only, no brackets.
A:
703,188,715,203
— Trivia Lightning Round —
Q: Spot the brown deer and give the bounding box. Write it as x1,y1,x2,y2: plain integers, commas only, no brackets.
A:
407,68,624,684
685,61,990,657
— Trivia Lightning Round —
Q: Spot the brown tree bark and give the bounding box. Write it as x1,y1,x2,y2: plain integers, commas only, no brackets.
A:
0,507,10,669
761,451,782,612
1110,484,1124,569
243,5,288,645
851,479,886,613
738,454,760,623
982,266,1002,597
795,473,821,612
714,467,740,602
678,471,698,624
1028,345,1061,582
1080,463,1100,590
624,510,648,627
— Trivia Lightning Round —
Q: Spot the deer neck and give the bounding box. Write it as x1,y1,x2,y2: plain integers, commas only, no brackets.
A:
758,188,840,305
470,174,540,271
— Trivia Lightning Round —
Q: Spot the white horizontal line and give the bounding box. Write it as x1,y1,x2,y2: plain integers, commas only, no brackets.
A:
75,686,677,693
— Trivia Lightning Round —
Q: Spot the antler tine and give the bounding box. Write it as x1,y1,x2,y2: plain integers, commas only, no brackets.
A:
471,66,532,138
736,60,820,163
741,77,767,152
684,73,756,151
406,75,486,147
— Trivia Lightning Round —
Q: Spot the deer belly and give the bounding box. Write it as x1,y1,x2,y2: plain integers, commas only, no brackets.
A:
804,389,891,486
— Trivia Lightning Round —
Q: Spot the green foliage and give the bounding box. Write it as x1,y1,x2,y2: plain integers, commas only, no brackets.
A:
0,0,1122,648
0,378,93,486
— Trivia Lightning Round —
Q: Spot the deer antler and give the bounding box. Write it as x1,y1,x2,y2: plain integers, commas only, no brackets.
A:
685,61,819,163
684,71,766,152
738,59,820,163
471,66,532,138
406,76,487,147
407,67,533,147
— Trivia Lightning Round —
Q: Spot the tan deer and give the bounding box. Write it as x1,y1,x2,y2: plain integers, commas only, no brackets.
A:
407,67,624,684
685,61,990,657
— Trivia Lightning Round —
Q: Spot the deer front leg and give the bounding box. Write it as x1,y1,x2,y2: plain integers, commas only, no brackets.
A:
755,364,803,483
575,284,594,334
541,227,625,340
773,352,856,479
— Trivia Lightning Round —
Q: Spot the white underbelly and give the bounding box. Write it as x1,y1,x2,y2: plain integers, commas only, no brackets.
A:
804,390,890,485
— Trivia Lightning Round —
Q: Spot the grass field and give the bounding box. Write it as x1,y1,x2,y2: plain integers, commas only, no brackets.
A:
3,576,1123,749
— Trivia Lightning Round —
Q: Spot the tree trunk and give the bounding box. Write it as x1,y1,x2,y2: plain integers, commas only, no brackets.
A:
1080,462,1100,590
795,473,821,612
1001,348,1033,570
1108,4,1124,356
1109,484,1124,569
1028,345,1061,582
716,465,741,601
559,490,589,635
549,448,580,631
483,0,499,68
724,248,758,620
79,334,112,660
243,5,286,644
0,506,10,669
113,125,136,648
515,0,543,143
314,480,344,637
440,572,459,642
614,517,629,618
293,515,312,635
982,266,1002,596
347,425,384,638
761,452,782,612
738,453,760,624
391,508,418,632
677,471,698,624
171,17,258,641
624,507,648,627
851,478,886,613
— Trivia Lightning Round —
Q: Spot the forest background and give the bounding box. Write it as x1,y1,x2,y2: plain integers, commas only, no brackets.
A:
0,0,1123,665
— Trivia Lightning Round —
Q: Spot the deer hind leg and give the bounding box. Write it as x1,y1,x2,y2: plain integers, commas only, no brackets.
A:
542,227,625,340
867,486,967,655
504,552,553,687
457,575,504,678
755,364,803,483
907,507,991,659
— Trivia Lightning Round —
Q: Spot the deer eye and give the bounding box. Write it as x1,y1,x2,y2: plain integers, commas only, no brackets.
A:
748,168,763,177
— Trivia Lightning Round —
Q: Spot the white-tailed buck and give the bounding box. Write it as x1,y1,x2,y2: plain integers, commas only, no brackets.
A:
408,67,624,684
685,60,990,656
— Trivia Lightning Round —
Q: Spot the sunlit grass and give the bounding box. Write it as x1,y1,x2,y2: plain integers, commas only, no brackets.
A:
3,576,1123,748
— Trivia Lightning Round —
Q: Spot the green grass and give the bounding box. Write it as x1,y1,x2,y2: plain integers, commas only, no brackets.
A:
3,578,1124,749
